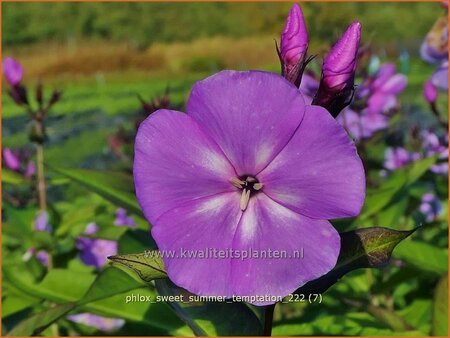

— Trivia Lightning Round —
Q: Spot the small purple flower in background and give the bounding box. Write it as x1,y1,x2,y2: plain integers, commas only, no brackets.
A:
2,148,21,171
34,210,52,232
421,130,448,174
2,147,35,178
279,3,309,86
114,208,136,228
336,63,407,141
3,57,23,87
22,248,50,267
421,14,448,91
423,79,438,103
419,193,443,222
67,313,125,332
77,223,118,269
134,71,365,304
383,147,420,171
313,22,361,117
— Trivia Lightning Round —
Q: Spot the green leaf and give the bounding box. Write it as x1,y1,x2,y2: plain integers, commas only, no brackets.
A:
360,157,437,220
4,266,189,335
155,279,263,336
108,251,167,283
48,167,142,216
297,227,415,294
432,275,448,336
7,303,77,336
1,169,27,185
393,240,448,274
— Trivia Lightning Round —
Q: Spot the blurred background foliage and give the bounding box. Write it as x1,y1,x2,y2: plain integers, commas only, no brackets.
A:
2,1,448,337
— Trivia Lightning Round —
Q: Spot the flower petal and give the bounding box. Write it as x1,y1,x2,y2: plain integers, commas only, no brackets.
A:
152,192,242,297
258,105,365,219
230,193,340,305
187,71,305,175
152,192,340,304
134,109,236,222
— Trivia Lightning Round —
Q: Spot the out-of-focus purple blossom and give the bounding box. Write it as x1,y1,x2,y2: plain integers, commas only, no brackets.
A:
3,57,23,86
366,72,407,115
279,4,309,86
2,147,35,178
114,208,136,228
424,80,438,103
420,17,448,64
84,222,99,235
298,73,319,104
313,22,361,117
34,210,52,232
431,61,448,91
419,193,443,222
25,162,36,178
384,147,421,171
22,248,50,267
2,148,21,171
77,222,117,269
36,250,50,266
67,313,125,332
421,130,448,174
337,109,388,141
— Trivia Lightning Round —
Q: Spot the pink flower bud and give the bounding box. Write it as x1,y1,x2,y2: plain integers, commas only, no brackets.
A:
322,22,361,90
423,79,438,103
313,22,361,117
3,57,23,87
279,4,308,86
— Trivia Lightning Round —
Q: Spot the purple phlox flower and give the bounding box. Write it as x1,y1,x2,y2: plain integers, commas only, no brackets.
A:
419,193,443,222
431,61,448,91
364,64,407,115
34,210,52,232
67,313,125,332
279,3,309,86
25,161,36,178
423,79,438,103
337,108,388,141
134,70,365,305
2,148,21,171
313,22,361,117
77,223,117,269
2,57,23,87
421,130,448,174
384,147,420,171
420,16,448,64
22,247,49,267
114,208,136,228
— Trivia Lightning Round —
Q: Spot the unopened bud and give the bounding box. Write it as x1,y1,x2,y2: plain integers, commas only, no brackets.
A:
313,22,361,117
279,4,309,86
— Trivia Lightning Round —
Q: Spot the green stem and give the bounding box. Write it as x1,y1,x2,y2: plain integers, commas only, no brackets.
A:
36,143,47,211
263,304,275,336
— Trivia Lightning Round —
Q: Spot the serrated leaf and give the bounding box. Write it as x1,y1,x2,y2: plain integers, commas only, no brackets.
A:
47,167,142,216
297,227,415,295
108,251,167,282
432,275,448,336
155,279,263,336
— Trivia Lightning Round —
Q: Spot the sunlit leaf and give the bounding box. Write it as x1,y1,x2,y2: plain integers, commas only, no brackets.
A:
108,251,167,283
48,167,142,216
